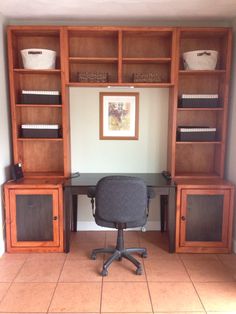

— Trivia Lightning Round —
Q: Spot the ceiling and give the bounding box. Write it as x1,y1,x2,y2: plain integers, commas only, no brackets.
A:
1,0,236,21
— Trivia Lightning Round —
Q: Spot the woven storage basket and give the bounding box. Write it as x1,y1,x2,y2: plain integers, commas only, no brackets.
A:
21,48,56,69
133,72,161,83
77,72,108,83
183,50,218,70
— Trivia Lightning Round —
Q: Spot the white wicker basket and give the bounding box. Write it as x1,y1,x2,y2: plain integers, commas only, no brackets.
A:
183,50,218,70
21,48,56,69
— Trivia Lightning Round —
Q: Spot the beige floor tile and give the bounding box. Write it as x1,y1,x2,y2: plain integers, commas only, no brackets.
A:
71,231,106,245
149,282,204,312
0,253,29,261
206,312,236,314
217,253,236,263
195,282,236,312
0,259,25,282
144,258,190,282
183,259,234,282
49,282,101,312
66,243,104,260
59,259,103,282
0,283,10,302
218,254,236,280
0,283,56,312
139,231,168,245
14,259,64,282
101,282,152,312
26,253,67,261
103,258,146,281
180,253,219,261
143,243,180,260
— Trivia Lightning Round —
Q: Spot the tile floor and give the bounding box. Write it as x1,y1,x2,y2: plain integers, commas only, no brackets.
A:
0,231,236,313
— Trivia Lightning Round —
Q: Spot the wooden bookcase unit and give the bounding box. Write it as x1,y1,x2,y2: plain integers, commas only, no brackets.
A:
5,25,234,253
175,179,234,253
7,26,70,178
168,28,232,179
4,180,64,252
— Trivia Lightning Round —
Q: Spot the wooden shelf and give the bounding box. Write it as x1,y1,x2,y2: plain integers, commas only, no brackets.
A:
16,104,62,107
122,57,172,64
23,171,65,178
69,57,118,64
175,172,221,178
13,69,61,74
179,70,226,75
177,107,224,111
67,82,174,88
176,141,222,145
17,138,63,141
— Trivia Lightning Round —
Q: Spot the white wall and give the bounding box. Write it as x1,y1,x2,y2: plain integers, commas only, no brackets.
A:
0,14,12,255
70,87,169,229
226,19,236,253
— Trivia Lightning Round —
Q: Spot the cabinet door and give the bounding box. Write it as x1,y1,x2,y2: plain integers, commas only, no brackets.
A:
9,189,60,247
180,189,230,248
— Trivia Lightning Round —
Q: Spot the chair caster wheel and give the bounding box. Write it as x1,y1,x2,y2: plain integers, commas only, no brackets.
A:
101,269,108,276
136,267,142,275
91,253,96,260
141,252,147,258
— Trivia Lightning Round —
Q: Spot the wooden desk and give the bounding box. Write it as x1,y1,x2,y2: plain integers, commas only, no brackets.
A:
63,173,176,253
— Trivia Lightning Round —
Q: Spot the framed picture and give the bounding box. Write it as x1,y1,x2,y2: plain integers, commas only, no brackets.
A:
100,92,139,140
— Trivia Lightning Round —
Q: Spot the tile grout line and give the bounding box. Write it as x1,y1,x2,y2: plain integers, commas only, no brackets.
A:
45,254,67,314
0,254,30,307
179,255,207,314
139,232,155,314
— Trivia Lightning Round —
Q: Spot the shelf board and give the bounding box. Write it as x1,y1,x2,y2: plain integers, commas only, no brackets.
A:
67,82,173,87
69,57,118,63
176,141,222,144
23,171,65,178
13,69,61,74
17,138,63,141
174,172,221,179
16,103,62,107
122,57,172,64
179,69,226,75
177,107,224,111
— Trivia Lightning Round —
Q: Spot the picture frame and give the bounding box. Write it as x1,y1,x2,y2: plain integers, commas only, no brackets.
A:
99,92,139,140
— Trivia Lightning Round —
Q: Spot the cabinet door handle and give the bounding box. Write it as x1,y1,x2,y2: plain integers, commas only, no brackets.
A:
53,216,58,220
181,216,186,221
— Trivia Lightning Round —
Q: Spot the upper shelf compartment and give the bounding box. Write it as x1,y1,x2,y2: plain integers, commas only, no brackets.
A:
67,28,119,85
65,27,175,86
122,29,173,59
179,28,231,71
9,27,62,70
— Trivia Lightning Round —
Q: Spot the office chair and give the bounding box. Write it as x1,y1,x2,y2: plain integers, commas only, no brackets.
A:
87,175,153,276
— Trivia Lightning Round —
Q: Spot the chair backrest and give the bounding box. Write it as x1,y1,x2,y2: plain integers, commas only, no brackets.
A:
94,175,148,229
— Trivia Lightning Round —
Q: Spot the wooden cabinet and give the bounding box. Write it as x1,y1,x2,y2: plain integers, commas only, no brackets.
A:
175,180,234,253
168,28,232,179
64,27,176,87
7,26,70,178
4,180,64,252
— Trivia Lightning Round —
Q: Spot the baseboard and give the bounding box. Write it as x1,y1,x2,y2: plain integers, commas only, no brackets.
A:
0,239,5,256
76,220,161,231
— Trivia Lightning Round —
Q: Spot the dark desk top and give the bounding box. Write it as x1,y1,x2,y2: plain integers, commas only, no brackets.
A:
64,173,175,188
